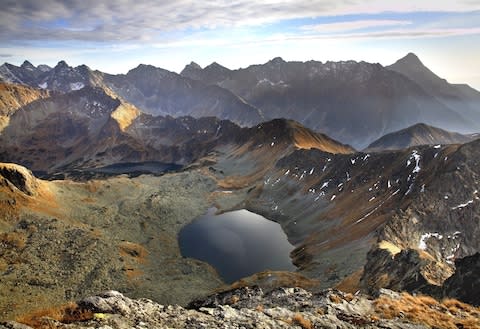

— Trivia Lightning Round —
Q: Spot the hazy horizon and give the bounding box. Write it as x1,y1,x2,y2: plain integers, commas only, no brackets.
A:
1,1,479,89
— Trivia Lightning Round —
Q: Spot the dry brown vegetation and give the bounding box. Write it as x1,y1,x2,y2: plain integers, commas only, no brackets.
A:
255,304,264,312
335,269,363,293
225,270,320,292
0,231,27,249
118,241,148,263
291,313,313,329
374,292,480,329
329,293,342,304
119,241,149,281
292,122,354,154
16,302,93,328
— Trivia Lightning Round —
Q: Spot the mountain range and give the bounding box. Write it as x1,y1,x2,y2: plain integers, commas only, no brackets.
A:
0,54,479,324
2,53,479,148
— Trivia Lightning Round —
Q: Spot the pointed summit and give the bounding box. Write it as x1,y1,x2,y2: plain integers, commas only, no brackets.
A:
54,60,70,70
180,61,202,77
37,64,52,72
387,52,461,98
21,60,36,71
366,122,471,152
268,57,285,65
187,61,202,70
389,53,426,73
205,61,228,71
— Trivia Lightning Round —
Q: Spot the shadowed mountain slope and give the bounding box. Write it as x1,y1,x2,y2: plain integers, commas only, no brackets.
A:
182,56,478,148
365,123,472,152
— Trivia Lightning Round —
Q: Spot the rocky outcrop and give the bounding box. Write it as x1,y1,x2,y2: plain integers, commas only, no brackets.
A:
443,253,480,305
360,248,444,297
359,139,480,298
0,163,38,196
5,288,436,329
0,83,50,131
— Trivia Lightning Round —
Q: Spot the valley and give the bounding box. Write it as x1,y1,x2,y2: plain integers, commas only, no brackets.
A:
0,54,479,328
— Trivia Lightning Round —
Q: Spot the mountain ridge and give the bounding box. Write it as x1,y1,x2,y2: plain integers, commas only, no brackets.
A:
365,122,473,152
2,54,480,149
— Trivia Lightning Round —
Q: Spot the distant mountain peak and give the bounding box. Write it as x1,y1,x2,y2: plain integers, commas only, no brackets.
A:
205,61,228,71
187,61,202,70
391,52,426,70
268,57,286,65
365,122,471,152
37,64,52,72
409,122,430,130
134,63,157,70
21,60,36,70
56,60,68,67
54,60,70,71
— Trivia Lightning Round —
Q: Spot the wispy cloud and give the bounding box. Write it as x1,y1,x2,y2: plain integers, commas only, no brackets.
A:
300,20,412,33
0,1,479,43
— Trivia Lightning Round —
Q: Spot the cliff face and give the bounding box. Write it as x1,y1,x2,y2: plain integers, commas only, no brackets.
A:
443,253,480,306
360,139,480,298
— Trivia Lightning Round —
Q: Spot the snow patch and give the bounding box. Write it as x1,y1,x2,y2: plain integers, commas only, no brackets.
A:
419,232,443,250
70,82,85,90
38,82,48,89
407,150,421,174
451,200,473,210
355,189,400,224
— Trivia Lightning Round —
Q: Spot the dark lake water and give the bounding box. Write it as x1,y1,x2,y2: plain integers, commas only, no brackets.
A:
178,208,295,283
91,161,182,175
34,161,182,180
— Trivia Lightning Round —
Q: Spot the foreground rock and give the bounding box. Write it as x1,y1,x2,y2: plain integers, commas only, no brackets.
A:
7,287,480,329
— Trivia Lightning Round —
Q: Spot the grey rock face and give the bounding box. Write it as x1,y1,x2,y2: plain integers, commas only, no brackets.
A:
443,253,480,305
5,288,429,329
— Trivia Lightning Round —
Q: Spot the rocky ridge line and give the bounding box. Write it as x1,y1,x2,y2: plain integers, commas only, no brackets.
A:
1,287,450,329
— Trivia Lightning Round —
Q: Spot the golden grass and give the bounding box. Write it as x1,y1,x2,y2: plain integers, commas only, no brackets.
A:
335,269,363,294
374,292,480,329
378,240,401,255
0,231,27,249
16,302,93,328
329,293,342,304
291,313,313,329
111,103,140,131
229,295,240,305
124,267,143,280
225,270,320,292
118,241,148,263
292,126,353,154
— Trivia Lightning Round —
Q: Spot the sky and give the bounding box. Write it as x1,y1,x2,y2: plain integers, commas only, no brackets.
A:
1,0,479,89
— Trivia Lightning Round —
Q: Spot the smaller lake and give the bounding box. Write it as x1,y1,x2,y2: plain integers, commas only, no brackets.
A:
178,208,295,283
91,161,182,176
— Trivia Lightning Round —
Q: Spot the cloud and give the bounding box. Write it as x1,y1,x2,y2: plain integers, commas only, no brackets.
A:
300,20,412,33
0,54,12,58
0,0,479,43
